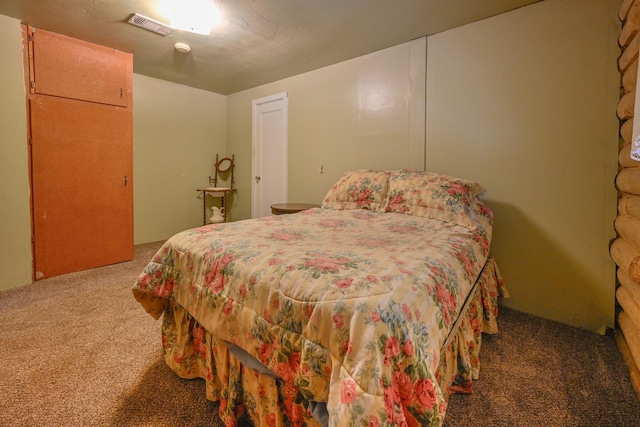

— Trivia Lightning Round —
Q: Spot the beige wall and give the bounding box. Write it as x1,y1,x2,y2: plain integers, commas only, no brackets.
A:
426,0,620,331
133,74,227,243
0,15,31,291
226,38,426,220
0,0,623,332
227,0,619,331
0,16,228,290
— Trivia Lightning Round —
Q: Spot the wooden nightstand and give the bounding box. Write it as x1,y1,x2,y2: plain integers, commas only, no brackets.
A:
270,203,320,215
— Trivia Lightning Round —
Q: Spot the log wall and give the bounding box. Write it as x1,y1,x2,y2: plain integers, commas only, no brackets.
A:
614,0,640,398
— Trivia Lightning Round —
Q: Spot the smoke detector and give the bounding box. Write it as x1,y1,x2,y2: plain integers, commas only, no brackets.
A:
127,13,174,36
174,42,191,53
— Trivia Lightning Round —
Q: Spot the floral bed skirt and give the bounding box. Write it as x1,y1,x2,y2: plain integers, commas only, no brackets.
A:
159,257,507,426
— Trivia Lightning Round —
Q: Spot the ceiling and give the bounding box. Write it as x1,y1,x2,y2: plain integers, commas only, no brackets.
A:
0,0,541,95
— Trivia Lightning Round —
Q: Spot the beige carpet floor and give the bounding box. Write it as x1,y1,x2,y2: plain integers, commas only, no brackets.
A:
0,241,638,426
0,241,223,427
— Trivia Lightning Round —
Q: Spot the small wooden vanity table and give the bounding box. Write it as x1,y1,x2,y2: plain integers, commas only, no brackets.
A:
198,155,236,224
270,203,320,215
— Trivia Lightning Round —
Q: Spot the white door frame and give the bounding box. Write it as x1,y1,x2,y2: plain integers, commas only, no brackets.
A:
251,92,288,218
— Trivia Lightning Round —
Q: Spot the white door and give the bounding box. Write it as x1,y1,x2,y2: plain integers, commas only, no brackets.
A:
252,92,288,218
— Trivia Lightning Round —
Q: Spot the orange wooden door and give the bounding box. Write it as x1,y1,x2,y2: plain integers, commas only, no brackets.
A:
30,96,133,279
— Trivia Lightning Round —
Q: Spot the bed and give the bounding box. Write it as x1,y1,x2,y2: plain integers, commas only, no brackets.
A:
133,169,508,426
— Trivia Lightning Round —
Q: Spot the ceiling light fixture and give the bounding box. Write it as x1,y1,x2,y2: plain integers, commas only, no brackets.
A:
169,0,222,35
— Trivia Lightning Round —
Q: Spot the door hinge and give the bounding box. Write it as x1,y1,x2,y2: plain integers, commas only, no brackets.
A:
31,235,35,243
28,138,33,146
30,81,36,90
120,88,123,98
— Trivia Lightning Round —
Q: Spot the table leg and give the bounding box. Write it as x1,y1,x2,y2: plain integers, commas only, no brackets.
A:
202,191,207,225
221,194,227,222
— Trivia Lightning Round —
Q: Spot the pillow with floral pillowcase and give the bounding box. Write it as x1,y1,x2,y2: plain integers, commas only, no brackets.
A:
321,169,391,212
385,169,488,228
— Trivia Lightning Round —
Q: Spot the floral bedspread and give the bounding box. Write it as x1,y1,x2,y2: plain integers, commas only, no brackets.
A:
133,206,493,426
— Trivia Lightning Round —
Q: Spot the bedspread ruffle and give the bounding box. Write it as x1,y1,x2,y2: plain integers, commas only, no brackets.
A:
162,298,323,426
437,257,508,395
157,257,507,426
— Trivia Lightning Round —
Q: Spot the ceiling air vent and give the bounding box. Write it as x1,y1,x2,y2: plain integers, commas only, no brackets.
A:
127,13,174,36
